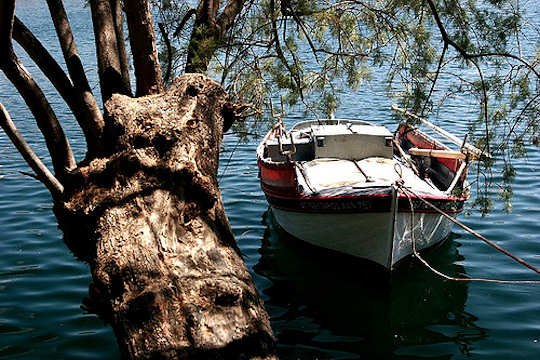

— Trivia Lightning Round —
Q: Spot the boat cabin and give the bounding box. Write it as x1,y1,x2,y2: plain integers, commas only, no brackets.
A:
263,120,393,163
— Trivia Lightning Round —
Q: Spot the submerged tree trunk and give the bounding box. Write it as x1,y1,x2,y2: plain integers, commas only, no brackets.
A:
54,74,276,359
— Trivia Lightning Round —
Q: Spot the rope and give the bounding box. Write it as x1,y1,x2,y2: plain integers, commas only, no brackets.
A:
396,182,540,284
218,137,243,182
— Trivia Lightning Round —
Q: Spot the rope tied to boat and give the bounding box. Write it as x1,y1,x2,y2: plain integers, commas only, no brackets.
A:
393,179,540,284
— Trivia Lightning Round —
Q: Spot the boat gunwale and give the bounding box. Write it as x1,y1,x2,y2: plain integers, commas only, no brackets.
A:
257,159,469,203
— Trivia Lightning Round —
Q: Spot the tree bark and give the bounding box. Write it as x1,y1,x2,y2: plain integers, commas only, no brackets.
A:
54,74,276,359
124,0,163,96
89,0,132,103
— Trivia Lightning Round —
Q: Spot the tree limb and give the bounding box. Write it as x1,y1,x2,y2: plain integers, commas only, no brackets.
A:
158,22,173,85
89,0,132,103
0,103,64,197
425,0,492,154
0,0,15,52
425,0,538,78
45,0,106,157
13,17,105,158
124,0,163,96
421,42,447,116
464,52,539,78
282,0,319,63
269,0,304,99
472,60,491,154
185,0,220,73
217,0,245,37
110,0,132,94
0,0,76,177
173,8,196,38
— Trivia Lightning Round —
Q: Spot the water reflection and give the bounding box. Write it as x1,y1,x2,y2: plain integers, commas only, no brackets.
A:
255,210,487,359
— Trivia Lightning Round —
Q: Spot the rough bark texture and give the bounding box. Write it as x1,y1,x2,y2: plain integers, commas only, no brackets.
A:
54,74,276,359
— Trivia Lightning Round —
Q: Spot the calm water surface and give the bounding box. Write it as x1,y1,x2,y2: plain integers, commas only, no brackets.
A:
1,1,539,359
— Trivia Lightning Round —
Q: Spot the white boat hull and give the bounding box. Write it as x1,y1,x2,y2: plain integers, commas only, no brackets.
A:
257,118,472,271
271,206,455,270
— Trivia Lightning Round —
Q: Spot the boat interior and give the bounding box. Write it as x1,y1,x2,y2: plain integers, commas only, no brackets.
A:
260,119,465,197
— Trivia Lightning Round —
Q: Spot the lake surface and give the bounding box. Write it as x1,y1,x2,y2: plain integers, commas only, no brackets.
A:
1,1,539,359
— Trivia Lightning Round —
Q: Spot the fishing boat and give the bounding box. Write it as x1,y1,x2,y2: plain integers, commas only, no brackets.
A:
256,105,485,270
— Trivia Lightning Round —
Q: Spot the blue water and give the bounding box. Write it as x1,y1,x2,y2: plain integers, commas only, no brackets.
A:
1,1,539,359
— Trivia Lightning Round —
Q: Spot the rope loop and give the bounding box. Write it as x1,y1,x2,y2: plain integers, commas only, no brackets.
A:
396,182,540,284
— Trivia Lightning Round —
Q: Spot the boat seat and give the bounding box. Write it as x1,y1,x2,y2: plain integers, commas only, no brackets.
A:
298,158,367,192
297,157,446,196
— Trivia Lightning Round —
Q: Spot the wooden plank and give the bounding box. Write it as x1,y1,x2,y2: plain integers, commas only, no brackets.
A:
391,104,488,159
408,147,466,160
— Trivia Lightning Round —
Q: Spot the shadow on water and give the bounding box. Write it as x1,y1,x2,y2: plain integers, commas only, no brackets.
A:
254,210,487,359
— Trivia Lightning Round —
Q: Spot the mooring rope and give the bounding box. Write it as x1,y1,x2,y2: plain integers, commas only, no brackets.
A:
396,182,540,284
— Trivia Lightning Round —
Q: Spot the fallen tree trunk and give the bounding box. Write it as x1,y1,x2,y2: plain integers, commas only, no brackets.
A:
54,74,276,359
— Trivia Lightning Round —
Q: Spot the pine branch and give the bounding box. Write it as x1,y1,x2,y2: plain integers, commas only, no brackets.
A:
173,9,196,38
425,0,538,78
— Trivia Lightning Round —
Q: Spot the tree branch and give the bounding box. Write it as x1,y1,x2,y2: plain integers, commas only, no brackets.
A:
0,103,64,197
269,0,303,99
124,0,163,96
13,17,105,158
89,0,132,103
465,52,539,78
425,0,498,154
0,0,76,177
158,22,172,85
425,0,538,78
282,0,319,63
173,8,196,38
110,0,132,94
45,0,107,158
472,60,490,154
0,0,15,52
185,0,220,73
421,42,447,116
217,0,245,37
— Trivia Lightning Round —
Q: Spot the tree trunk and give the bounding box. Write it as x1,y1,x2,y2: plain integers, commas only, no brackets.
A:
54,74,276,359
124,0,163,96
89,0,132,103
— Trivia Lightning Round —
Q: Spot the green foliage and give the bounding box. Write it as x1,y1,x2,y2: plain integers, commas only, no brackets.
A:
154,0,539,211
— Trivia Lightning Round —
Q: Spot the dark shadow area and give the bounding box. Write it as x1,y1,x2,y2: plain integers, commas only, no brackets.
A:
254,209,487,359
